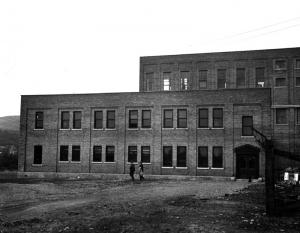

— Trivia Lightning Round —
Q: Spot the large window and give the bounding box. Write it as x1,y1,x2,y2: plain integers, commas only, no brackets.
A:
276,108,288,125
33,145,42,164
177,146,187,167
212,147,223,168
198,146,208,168
106,146,115,162
199,70,207,89
213,108,223,128
275,77,286,87
242,116,253,136
129,110,138,128
163,109,173,128
60,145,68,161
274,60,287,70
93,146,102,162
180,71,189,90
217,69,226,88
73,111,82,129
256,67,265,87
163,146,172,167
236,68,245,88
128,146,137,162
106,110,115,129
145,73,153,91
61,111,70,129
72,145,80,162
94,111,103,129
177,109,187,128
141,146,150,163
142,110,151,128
163,72,171,91
198,109,208,128
35,112,44,129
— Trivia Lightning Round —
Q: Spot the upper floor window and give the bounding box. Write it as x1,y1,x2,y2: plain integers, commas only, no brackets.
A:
180,71,189,90
276,108,288,125
274,59,287,70
198,146,208,168
199,70,207,89
72,145,80,162
295,59,300,69
177,109,187,128
213,108,223,128
33,145,42,164
212,146,223,168
60,145,68,161
163,109,173,128
296,77,300,87
106,110,116,129
236,68,246,88
296,108,300,125
128,146,137,163
35,112,44,129
142,110,151,128
275,77,286,87
106,146,115,162
163,72,171,91
129,110,138,128
255,67,265,87
73,111,82,129
61,111,70,129
163,146,172,167
93,145,102,162
242,116,253,136
198,109,208,128
94,111,103,129
217,69,226,88
141,146,150,163
145,73,153,91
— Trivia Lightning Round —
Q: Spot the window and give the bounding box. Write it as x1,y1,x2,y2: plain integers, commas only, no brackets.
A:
177,109,187,128
177,146,187,167
141,146,150,163
296,108,300,125
73,111,81,129
217,69,226,88
199,70,207,89
128,146,137,162
72,145,80,162
145,73,153,91
198,146,208,168
296,77,300,86
163,109,173,128
274,60,287,70
163,72,171,91
106,146,115,162
163,146,172,167
129,110,138,128
61,111,70,129
212,147,223,168
236,68,246,88
198,109,208,128
242,116,253,136
93,146,102,162
180,71,189,90
256,67,265,87
106,110,115,129
33,145,42,164
296,59,300,69
276,108,288,124
213,108,223,128
94,111,103,129
35,112,44,129
275,77,286,87
60,145,68,161
142,110,151,128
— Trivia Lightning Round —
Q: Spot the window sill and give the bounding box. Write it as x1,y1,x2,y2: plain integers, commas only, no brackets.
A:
59,128,71,131
176,128,188,130
211,128,224,130
93,128,104,131
33,129,44,131
142,162,151,165
211,167,224,170
91,161,103,164
197,127,210,129
162,166,173,169
175,167,187,169
58,161,69,163
126,162,138,164
103,161,116,163
197,167,209,169
162,128,175,130
32,164,43,167
241,136,254,138
140,128,152,130
127,128,139,130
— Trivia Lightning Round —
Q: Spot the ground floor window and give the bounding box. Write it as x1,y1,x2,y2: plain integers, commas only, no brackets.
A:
106,146,115,162
141,146,150,163
60,145,68,161
177,146,186,167
93,146,102,162
163,146,172,167
72,146,80,162
128,146,137,162
33,145,42,164
198,146,208,167
212,146,223,168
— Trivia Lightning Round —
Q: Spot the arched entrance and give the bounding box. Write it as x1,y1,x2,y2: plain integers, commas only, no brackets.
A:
235,144,260,179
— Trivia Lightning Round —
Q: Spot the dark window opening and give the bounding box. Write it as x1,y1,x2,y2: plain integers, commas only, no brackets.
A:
60,145,68,161
128,146,137,162
163,146,172,167
212,146,223,168
256,67,265,87
217,69,226,88
276,108,287,124
163,109,173,128
106,146,115,162
297,108,300,125
141,146,150,163
129,110,138,128
296,77,300,86
93,146,102,162
213,108,223,128
73,111,82,129
142,110,151,128
177,146,187,167
61,111,70,129
198,109,208,128
199,70,207,89
33,145,42,164
242,116,253,136
236,68,246,88
198,146,208,167
72,145,80,162
94,111,103,129
145,73,153,91
177,109,187,128
296,59,300,69
274,60,286,70
275,77,286,87
106,110,115,129
35,112,44,129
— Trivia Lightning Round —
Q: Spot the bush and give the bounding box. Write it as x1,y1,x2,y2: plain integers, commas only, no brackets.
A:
0,151,18,170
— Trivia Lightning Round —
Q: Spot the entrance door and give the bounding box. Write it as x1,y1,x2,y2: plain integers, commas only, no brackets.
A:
236,153,259,179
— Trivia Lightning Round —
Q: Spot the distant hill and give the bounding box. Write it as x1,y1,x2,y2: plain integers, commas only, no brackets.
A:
0,115,20,131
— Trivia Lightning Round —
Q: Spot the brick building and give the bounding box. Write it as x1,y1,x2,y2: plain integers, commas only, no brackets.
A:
19,47,300,178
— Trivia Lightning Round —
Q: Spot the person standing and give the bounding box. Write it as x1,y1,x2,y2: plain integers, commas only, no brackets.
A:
129,161,135,181
139,161,144,181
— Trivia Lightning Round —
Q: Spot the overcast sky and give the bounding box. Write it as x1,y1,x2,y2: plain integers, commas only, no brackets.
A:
1,0,300,117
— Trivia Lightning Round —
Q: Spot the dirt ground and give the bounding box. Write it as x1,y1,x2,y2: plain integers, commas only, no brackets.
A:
0,177,300,233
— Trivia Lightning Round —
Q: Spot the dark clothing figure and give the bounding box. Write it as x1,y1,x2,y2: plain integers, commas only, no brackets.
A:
129,163,135,181
139,162,144,181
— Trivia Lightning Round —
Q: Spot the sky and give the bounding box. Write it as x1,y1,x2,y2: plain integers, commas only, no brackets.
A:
1,0,300,117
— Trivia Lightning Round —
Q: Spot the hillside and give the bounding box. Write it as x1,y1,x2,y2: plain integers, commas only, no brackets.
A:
0,115,19,131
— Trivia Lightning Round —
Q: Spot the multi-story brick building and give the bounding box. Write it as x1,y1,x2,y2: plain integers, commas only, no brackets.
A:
18,47,300,178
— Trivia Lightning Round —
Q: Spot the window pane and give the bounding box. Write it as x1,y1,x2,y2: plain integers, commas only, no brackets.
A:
236,68,245,88
296,59,300,69
276,108,287,124
297,108,300,125
177,146,186,167
275,60,286,69
60,145,68,161
106,146,115,162
142,110,151,128
93,146,102,162
198,109,208,128
256,67,265,87
177,109,187,128
163,146,172,167
72,146,80,161
213,108,223,128
163,72,171,91
198,146,208,167
141,146,150,163
94,111,103,129
145,73,153,91
199,70,207,89
34,145,42,164
242,116,253,136
275,78,286,87
61,111,69,129
107,110,115,129
35,112,44,129
164,109,173,128
129,110,138,128
73,111,81,129
128,146,137,162
212,147,223,168
296,77,300,86
180,71,189,90
217,69,226,88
